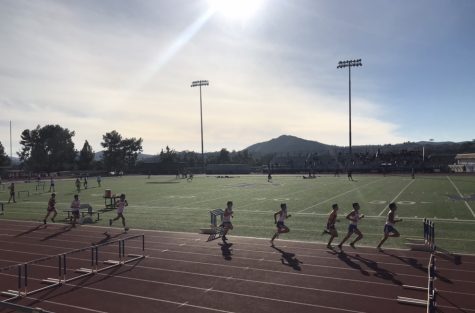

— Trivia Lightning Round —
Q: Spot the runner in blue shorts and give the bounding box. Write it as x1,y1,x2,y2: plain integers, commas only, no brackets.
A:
337,202,365,250
377,202,402,251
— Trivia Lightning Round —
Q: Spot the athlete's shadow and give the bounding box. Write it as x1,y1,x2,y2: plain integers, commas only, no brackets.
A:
353,254,402,285
15,224,45,237
380,251,426,273
91,232,123,245
271,246,303,271
329,249,369,276
218,242,232,261
40,225,72,241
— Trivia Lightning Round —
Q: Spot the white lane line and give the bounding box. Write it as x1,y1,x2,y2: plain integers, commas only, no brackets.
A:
298,179,384,213
378,179,415,216
78,277,368,313
447,176,475,218
24,296,108,313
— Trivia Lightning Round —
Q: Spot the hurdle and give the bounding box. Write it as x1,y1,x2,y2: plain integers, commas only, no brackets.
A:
0,234,146,304
397,253,437,312
405,218,435,252
201,209,225,241
17,190,30,198
35,182,45,192
423,218,436,252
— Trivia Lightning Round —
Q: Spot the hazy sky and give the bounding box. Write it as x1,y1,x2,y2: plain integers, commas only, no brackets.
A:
1,0,474,155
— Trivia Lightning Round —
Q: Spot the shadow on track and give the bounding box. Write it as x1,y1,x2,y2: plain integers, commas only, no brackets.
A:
271,245,303,271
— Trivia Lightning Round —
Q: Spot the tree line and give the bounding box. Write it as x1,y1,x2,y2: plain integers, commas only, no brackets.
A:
0,124,143,174
0,124,265,175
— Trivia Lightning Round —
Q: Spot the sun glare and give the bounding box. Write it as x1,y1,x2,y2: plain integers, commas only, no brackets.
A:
208,0,265,20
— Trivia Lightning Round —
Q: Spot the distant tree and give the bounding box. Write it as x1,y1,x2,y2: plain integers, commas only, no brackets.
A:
78,140,95,170
232,149,254,165
0,141,10,166
122,137,143,170
217,148,230,163
18,124,76,172
459,140,475,153
159,146,177,164
101,130,143,172
182,151,199,167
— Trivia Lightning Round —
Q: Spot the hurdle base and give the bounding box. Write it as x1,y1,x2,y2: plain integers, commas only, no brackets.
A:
396,296,427,306
1,290,20,297
104,260,120,265
75,268,93,274
405,243,433,252
42,278,61,285
402,284,428,291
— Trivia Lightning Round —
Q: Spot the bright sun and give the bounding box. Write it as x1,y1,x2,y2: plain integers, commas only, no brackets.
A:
207,0,265,20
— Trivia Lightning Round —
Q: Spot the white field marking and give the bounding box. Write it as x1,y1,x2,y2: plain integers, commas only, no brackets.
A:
298,178,385,213
447,176,475,218
24,296,108,313
378,179,416,216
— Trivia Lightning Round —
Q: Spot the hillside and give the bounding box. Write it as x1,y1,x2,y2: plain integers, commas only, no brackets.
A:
245,135,339,156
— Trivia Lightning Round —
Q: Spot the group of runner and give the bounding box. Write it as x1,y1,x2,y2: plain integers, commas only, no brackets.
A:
220,201,402,251
41,192,129,231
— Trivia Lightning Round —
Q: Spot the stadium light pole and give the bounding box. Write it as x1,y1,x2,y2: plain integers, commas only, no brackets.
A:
337,59,362,170
191,80,209,174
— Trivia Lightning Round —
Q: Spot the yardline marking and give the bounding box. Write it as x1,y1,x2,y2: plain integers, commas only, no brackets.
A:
378,179,415,216
297,178,385,213
447,176,475,218
238,180,343,210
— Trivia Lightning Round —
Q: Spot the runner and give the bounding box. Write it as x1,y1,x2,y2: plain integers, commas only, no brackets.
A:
70,194,80,227
7,182,16,203
376,202,402,251
109,193,129,232
43,193,58,224
323,204,339,249
270,203,292,246
221,201,234,244
337,202,365,250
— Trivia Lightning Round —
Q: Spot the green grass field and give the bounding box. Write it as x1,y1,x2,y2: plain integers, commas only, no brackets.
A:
1,174,475,253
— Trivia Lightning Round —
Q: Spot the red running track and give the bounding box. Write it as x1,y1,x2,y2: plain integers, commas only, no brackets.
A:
0,219,474,313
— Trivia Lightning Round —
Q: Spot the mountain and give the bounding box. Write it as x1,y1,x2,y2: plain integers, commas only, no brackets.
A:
244,135,474,157
245,135,339,156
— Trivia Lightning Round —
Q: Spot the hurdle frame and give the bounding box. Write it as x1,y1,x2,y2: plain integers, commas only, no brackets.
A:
1,234,146,305
397,253,437,313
